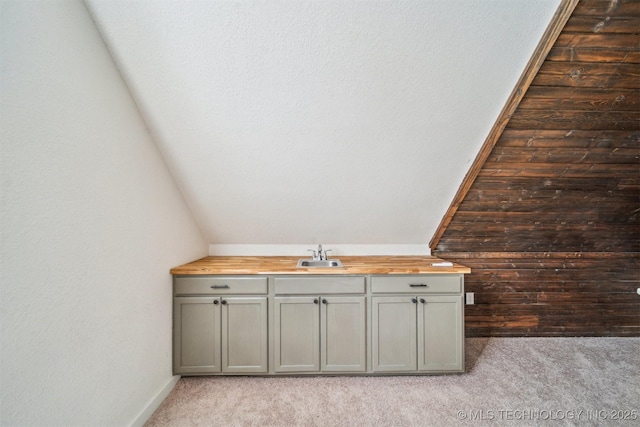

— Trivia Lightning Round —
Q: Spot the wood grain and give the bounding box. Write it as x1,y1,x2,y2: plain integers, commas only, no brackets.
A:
438,253,640,337
533,62,640,88
170,256,471,275
547,47,640,63
431,0,639,337
572,0,640,16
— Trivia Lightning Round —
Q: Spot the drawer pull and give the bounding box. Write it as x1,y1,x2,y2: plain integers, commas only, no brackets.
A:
409,284,427,287
210,285,230,289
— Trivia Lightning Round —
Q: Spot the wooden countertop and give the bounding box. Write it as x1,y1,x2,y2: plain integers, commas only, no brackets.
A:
170,256,471,275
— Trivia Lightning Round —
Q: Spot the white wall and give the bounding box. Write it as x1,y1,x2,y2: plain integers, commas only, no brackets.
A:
0,1,207,425
87,0,561,252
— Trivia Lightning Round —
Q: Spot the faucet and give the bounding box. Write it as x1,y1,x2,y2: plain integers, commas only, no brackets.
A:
308,244,331,261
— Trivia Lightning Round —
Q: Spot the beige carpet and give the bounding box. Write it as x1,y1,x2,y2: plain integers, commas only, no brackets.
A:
145,338,639,426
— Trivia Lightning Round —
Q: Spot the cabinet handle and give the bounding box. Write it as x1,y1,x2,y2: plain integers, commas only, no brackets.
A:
211,285,230,289
213,300,219,305
322,299,327,304
420,298,426,304
411,298,417,304
313,299,319,304
409,284,427,287
221,300,227,305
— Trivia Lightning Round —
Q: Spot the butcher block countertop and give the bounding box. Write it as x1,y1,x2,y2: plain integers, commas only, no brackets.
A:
170,256,471,275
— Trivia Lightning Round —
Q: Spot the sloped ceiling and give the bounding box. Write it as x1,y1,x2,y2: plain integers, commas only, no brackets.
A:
85,0,560,250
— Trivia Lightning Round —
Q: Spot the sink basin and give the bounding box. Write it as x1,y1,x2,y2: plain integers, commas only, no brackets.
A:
297,259,344,268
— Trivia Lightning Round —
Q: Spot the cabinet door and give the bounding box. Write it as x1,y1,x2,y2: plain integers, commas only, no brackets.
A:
274,297,320,372
221,297,268,373
321,296,366,372
418,295,463,372
372,296,417,372
173,297,221,374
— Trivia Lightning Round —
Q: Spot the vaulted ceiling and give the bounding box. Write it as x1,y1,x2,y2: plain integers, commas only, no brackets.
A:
86,0,560,249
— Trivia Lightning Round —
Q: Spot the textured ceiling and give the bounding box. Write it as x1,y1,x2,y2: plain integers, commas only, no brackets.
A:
86,0,560,249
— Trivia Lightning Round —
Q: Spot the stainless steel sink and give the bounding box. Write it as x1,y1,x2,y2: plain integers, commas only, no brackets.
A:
296,259,344,268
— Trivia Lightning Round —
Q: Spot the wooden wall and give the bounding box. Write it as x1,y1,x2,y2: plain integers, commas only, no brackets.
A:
431,0,639,337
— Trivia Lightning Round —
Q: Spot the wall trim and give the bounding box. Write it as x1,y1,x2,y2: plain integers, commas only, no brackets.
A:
130,375,180,427
209,244,431,256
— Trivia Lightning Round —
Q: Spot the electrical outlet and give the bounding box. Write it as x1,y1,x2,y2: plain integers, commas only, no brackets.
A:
466,292,474,305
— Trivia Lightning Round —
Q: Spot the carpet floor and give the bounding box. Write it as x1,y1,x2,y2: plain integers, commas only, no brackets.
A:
145,337,639,426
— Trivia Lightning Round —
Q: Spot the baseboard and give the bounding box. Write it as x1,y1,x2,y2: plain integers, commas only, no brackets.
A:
209,244,431,256
130,375,180,427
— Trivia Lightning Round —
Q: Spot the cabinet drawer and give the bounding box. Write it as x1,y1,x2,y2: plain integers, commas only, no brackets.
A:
174,276,267,295
371,275,461,294
274,276,365,295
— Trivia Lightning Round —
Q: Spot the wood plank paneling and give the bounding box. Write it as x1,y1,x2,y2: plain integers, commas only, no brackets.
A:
506,109,639,130
476,162,638,177
563,16,640,33
533,62,640,88
554,33,640,49
498,129,639,148
572,0,640,16
547,48,640,63
487,147,639,163
439,253,640,337
432,0,639,337
519,87,639,111
547,0,640,63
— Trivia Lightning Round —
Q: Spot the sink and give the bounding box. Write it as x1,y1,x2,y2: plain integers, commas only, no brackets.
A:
297,259,344,268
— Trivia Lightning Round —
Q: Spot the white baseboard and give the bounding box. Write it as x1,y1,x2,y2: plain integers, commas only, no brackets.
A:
209,244,431,256
130,375,180,427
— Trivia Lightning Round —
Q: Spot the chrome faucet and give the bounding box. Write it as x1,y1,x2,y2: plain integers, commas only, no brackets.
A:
308,244,331,261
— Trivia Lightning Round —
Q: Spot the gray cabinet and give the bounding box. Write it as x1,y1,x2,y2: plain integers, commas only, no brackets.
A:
321,296,366,372
173,272,464,376
173,297,221,374
221,296,268,373
273,277,366,373
273,296,320,372
418,295,462,371
173,277,268,375
372,296,417,372
371,275,464,373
